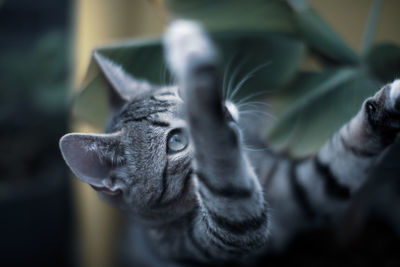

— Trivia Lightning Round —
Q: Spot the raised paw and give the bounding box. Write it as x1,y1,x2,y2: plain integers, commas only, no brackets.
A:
163,19,217,80
163,20,222,116
364,79,400,133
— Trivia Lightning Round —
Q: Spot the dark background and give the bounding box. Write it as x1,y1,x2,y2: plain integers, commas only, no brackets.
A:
0,0,73,266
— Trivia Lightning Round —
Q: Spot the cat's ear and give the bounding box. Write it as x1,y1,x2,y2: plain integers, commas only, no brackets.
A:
93,52,152,112
59,131,125,195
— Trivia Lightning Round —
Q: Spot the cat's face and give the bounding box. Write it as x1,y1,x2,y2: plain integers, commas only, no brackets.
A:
60,53,240,223
107,86,197,220
60,54,197,224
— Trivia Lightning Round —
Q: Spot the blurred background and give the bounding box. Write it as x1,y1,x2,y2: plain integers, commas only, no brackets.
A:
0,0,399,266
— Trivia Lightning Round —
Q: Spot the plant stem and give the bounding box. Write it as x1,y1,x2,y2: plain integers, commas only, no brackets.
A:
360,0,383,55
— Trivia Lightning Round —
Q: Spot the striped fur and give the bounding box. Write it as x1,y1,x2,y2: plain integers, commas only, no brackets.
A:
59,20,400,265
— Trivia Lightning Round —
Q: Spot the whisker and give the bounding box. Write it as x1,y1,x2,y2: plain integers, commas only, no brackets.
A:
226,58,248,100
240,139,272,152
160,62,165,85
161,61,175,86
239,86,288,103
222,55,236,100
163,64,170,86
229,62,271,101
236,105,272,117
169,71,178,87
239,108,272,114
239,110,276,120
236,101,271,110
167,70,175,87
229,74,255,101
242,145,271,152
236,91,271,105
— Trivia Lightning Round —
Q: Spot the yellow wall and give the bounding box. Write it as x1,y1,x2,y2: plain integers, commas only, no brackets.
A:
310,0,400,50
72,1,165,267
74,0,166,88
72,1,399,267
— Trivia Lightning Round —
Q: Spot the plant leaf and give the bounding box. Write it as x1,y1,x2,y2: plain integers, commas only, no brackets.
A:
165,0,296,33
267,68,381,156
214,32,304,100
73,33,304,128
367,42,400,83
292,8,360,65
73,75,109,129
360,0,383,55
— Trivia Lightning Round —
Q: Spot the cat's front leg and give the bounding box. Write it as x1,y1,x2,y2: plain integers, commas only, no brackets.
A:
317,80,400,191
164,20,269,262
279,80,400,227
348,80,400,152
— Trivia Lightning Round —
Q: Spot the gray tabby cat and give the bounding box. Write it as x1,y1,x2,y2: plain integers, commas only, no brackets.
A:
59,20,400,265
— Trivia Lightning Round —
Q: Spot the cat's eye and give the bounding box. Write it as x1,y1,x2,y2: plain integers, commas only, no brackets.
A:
167,129,188,153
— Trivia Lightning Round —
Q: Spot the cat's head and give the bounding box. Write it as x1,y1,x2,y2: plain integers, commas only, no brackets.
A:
60,53,198,223
60,53,240,224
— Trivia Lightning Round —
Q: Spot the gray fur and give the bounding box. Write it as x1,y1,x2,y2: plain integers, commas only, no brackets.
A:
59,20,400,265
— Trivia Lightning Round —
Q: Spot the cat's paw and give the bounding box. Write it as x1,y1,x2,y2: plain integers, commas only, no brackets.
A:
163,19,217,80
365,79,400,133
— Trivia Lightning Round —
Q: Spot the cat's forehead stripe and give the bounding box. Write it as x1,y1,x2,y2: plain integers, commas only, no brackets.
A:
109,94,178,130
119,97,172,119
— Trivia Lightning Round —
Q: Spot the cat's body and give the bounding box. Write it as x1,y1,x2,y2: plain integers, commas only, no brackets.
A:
60,20,400,265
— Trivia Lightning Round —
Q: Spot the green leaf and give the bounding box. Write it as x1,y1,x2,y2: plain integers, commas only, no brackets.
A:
268,70,335,114
91,38,166,85
267,68,381,156
360,0,383,55
293,8,360,65
73,33,304,129
214,32,305,100
367,42,400,83
166,0,296,33
74,38,166,129
73,75,109,129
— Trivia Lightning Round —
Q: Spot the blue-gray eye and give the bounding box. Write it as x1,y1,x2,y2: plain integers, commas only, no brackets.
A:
167,129,188,153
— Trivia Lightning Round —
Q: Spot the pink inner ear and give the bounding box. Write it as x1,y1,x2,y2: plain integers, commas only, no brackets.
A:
59,134,110,187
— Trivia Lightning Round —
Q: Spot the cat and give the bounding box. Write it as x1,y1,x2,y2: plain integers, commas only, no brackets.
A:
59,20,400,265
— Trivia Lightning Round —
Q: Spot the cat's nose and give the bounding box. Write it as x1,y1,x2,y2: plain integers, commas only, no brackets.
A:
389,79,400,111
